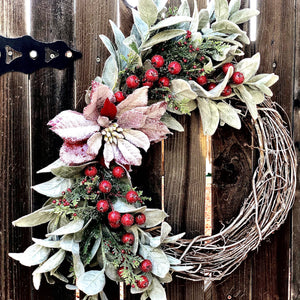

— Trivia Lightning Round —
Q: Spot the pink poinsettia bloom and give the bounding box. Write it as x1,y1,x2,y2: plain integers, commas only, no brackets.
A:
48,83,170,166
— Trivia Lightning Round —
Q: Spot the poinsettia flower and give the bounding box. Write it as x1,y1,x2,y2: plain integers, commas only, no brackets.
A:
48,86,170,166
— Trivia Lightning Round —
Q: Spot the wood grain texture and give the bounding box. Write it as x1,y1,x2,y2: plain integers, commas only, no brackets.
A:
291,0,300,298
0,2,32,300
75,0,118,111
30,1,76,299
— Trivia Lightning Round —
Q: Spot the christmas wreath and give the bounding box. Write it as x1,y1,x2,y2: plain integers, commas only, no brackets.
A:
9,0,296,299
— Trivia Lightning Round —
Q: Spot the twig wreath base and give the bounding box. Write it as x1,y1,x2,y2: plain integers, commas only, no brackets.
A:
164,99,296,281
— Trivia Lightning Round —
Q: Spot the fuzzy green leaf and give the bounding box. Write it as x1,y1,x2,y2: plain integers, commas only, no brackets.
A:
73,253,85,278
228,0,241,15
234,85,258,119
60,234,80,254
37,159,65,174
235,53,260,82
197,98,220,135
141,29,186,50
123,35,139,53
198,9,209,29
77,270,106,296
139,244,170,278
113,199,146,214
32,177,73,198
161,112,184,132
138,0,158,26
139,209,168,228
217,102,241,129
46,218,85,237
177,0,190,17
215,0,229,21
163,232,186,244
99,34,117,59
33,249,66,274
229,8,259,25
132,9,149,41
148,277,167,300
189,0,199,33
247,73,279,87
105,263,122,282
12,204,55,227
150,16,192,31
51,161,97,178
32,238,61,248
109,20,129,59
102,55,118,90
33,272,42,290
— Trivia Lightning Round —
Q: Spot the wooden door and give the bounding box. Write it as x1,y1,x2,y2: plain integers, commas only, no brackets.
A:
0,0,299,299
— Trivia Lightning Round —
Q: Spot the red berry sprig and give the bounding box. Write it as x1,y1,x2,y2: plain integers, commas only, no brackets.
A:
126,190,139,203
134,213,146,225
112,166,125,179
99,180,112,194
121,213,134,226
140,259,152,273
126,75,140,89
232,72,245,84
96,199,110,213
114,91,126,103
136,275,149,289
221,85,232,97
222,63,234,74
145,68,159,82
196,75,207,86
122,232,135,245
84,166,97,177
168,61,182,75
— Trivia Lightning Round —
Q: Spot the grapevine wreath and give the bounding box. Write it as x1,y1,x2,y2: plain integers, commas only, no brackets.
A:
10,0,296,299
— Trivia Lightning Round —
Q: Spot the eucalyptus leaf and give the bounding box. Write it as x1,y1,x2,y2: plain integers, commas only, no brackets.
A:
33,249,66,274
147,277,167,300
32,177,73,198
141,29,186,50
32,237,61,248
161,112,184,132
33,272,42,290
235,53,260,82
139,209,168,228
139,244,170,278
198,9,209,29
150,16,192,31
102,55,118,90
215,0,229,22
138,0,158,26
37,159,65,174
228,0,241,15
197,98,219,135
217,102,241,129
77,270,106,296
73,253,85,278
212,20,250,44
12,204,55,227
60,234,80,254
229,8,259,25
46,218,85,237
132,9,149,41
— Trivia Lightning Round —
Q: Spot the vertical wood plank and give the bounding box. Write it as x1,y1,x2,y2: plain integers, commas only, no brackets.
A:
75,1,119,299
292,0,300,298
0,1,32,300
30,1,75,299
75,0,118,111
250,0,295,299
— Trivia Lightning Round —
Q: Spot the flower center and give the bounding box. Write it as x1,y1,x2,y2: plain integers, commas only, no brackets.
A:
101,123,124,144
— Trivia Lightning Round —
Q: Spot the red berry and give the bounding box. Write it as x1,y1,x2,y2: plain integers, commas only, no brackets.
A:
196,75,207,86
117,267,125,277
208,83,217,90
126,75,140,89
221,85,232,97
122,233,134,245
136,275,149,289
126,190,139,203
168,61,181,75
145,69,159,82
112,166,126,179
135,213,146,225
222,63,234,74
109,222,121,229
108,211,121,224
99,180,112,193
142,80,154,87
73,213,77,217
158,77,170,87
96,200,110,213
151,55,164,68
52,200,57,204
114,91,125,103
84,166,97,177
232,72,245,84
140,259,152,273
121,213,134,226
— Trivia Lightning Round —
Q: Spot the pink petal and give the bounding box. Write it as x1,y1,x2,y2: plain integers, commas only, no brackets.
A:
117,139,142,166
123,129,150,151
116,87,148,117
111,144,129,165
60,142,96,165
48,110,100,143
117,109,147,129
84,83,115,121
103,142,114,168
87,132,103,156
145,101,168,119
140,120,171,143
97,116,110,127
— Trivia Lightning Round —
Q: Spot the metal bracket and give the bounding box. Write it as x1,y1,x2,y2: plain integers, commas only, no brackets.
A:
0,35,82,75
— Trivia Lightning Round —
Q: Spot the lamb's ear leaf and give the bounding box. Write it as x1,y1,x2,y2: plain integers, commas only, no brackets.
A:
138,0,158,26
77,269,106,296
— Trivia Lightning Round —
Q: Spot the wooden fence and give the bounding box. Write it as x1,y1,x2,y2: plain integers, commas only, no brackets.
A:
0,0,299,299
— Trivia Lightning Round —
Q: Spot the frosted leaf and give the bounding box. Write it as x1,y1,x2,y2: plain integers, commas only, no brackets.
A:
87,132,103,156
60,142,96,165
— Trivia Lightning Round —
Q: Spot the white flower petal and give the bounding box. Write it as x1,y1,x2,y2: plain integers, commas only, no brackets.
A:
87,133,103,156
117,139,142,166
123,129,150,151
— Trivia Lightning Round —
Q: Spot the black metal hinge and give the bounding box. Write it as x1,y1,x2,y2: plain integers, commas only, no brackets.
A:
0,35,82,75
